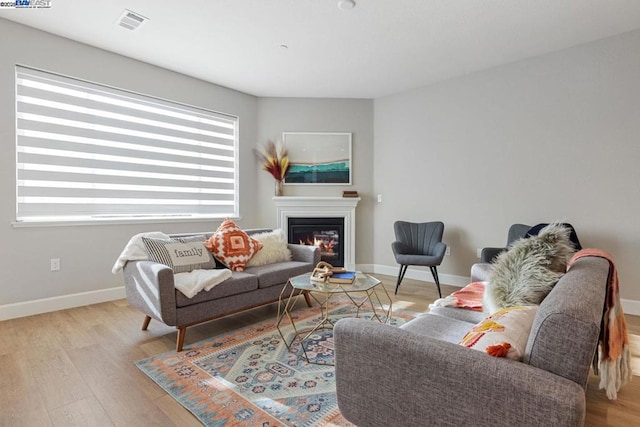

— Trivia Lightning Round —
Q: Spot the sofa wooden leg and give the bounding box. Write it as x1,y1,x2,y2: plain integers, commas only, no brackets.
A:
176,327,186,352
141,315,151,331
303,290,313,307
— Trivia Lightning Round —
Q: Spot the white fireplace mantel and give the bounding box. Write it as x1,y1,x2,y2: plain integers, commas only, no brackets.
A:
273,196,361,270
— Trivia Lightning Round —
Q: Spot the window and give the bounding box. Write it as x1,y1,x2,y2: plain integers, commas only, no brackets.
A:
15,66,238,224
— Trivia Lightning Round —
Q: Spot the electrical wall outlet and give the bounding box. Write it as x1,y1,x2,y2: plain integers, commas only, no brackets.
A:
376,194,382,203
477,248,482,258
445,246,451,256
50,258,60,271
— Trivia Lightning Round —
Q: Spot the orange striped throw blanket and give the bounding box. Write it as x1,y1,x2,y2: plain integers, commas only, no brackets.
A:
568,249,632,400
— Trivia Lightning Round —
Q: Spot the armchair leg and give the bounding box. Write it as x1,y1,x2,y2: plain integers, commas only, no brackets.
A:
395,265,408,295
430,266,442,298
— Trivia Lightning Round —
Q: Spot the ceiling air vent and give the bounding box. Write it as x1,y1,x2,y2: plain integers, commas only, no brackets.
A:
115,9,148,31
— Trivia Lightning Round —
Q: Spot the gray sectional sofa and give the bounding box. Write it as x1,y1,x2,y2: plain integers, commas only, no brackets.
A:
334,255,609,426
123,229,320,351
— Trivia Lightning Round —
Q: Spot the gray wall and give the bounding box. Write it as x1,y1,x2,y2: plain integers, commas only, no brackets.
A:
256,98,375,265
373,29,640,301
3,18,639,309
0,19,259,305
0,20,374,310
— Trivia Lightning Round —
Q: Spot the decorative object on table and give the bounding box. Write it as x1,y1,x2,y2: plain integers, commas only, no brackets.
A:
282,132,352,185
309,261,351,284
310,261,335,283
136,297,417,426
342,190,359,198
254,139,290,196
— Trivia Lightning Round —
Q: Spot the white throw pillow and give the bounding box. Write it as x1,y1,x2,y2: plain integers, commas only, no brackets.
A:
459,305,538,361
246,229,292,267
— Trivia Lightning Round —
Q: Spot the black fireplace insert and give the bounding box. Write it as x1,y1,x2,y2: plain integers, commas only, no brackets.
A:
288,217,344,267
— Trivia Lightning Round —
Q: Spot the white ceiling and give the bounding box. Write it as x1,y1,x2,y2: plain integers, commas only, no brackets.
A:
3,0,640,99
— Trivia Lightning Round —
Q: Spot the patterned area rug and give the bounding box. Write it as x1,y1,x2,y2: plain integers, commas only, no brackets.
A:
136,297,417,426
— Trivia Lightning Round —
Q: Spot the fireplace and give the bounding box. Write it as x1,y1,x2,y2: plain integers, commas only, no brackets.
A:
288,217,345,267
274,196,360,270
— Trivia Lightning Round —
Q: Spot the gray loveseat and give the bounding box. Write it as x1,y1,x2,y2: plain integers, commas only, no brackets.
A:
334,255,608,426
123,229,320,351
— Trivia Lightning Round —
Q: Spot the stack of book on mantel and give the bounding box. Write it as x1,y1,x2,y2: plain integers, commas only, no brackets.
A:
342,190,359,198
328,270,357,284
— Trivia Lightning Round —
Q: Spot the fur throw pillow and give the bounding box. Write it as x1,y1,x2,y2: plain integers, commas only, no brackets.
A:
483,223,576,314
246,229,292,267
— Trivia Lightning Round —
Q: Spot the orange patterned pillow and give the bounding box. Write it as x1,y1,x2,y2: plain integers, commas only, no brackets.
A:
205,219,262,271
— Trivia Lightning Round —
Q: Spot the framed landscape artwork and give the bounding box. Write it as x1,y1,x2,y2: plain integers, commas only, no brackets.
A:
282,132,352,185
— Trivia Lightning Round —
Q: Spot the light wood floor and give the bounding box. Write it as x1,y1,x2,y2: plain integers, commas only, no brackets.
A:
1,275,639,426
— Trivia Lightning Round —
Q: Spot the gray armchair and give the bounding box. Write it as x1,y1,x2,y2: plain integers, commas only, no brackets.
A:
391,221,446,297
471,223,531,283
480,223,531,263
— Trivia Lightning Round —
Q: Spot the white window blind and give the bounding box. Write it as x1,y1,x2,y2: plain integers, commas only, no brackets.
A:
15,66,238,223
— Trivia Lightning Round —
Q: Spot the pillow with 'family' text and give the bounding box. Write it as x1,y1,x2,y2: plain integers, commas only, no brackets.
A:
142,237,216,273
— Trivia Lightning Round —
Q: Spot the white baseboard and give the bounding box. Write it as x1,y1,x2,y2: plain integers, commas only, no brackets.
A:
0,286,126,321
355,263,375,274
622,299,640,317
364,264,640,316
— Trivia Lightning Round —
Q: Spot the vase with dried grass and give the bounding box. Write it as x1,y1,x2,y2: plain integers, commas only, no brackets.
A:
254,140,290,197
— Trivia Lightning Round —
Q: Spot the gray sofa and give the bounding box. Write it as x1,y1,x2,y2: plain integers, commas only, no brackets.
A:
123,229,320,351
334,255,609,426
